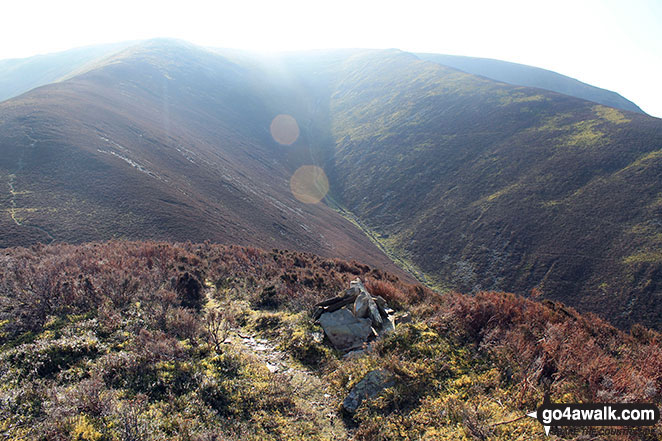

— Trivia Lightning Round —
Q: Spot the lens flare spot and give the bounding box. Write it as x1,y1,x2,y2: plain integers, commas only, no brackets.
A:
290,165,329,204
270,114,300,145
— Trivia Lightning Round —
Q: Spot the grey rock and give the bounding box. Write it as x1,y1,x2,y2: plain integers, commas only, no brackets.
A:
318,308,372,351
345,278,366,297
350,278,366,291
374,295,387,309
379,315,395,336
313,292,359,320
374,296,389,318
353,291,372,318
367,299,383,328
342,348,366,360
343,369,395,413
316,279,401,351
354,291,383,328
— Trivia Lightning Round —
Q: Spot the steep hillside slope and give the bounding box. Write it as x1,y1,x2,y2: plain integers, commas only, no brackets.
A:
325,50,662,329
1,242,659,440
2,41,661,329
418,53,645,114
0,40,403,276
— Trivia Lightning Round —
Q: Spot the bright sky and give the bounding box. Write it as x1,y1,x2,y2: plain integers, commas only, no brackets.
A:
2,0,661,117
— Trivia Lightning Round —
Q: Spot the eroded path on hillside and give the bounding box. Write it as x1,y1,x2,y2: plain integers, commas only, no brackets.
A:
4,128,56,243
204,288,350,440
230,332,349,439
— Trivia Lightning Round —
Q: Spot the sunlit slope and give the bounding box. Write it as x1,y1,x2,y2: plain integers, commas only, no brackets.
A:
2,241,659,440
326,50,662,329
0,40,404,276
418,53,645,114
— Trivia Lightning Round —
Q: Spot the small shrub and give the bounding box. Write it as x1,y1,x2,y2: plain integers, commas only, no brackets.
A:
365,278,407,309
70,414,103,441
166,307,201,341
251,285,280,310
71,376,112,417
205,309,234,354
174,272,204,310
253,313,282,333
283,330,331,368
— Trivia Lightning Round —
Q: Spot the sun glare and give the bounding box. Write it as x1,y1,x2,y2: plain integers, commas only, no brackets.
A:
290,165,329,204
270,114,300,146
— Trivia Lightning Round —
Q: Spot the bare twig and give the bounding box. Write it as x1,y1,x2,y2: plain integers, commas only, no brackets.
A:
491,414,529,427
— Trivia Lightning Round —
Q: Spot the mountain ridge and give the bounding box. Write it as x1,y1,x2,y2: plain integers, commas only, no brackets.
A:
417,52,646,115
0,41,135,103
0,40,647,115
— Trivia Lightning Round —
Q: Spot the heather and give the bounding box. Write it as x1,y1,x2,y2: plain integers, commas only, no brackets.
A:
0,241,659,440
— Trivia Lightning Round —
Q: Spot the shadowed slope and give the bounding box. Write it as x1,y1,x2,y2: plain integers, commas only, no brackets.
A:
0,40,406,277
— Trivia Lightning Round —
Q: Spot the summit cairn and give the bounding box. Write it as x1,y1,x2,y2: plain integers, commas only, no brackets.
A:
314,279,396,351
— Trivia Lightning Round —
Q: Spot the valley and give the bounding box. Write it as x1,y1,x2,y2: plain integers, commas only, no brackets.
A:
1,39,661,331
0,39,661,440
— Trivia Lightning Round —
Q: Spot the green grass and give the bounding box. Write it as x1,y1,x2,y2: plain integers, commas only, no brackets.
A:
624,250,662,264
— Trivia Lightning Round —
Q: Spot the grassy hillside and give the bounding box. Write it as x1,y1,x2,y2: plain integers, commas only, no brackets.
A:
1,241,659,440
325,50,662,330
418,53,645,114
